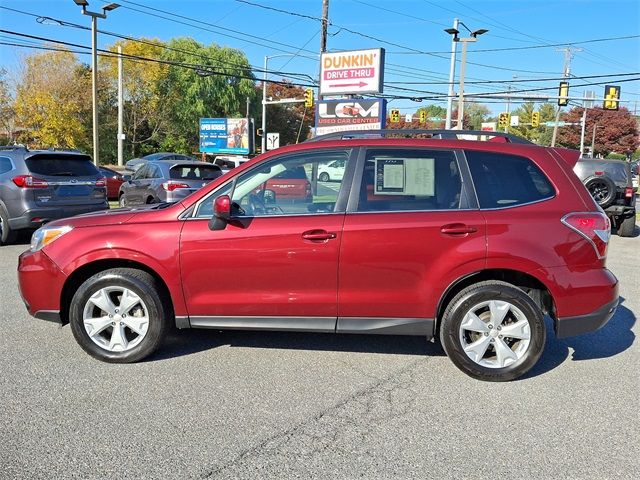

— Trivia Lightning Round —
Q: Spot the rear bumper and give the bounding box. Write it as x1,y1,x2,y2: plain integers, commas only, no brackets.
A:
555,297,619,338
18,249,67,323
603,203,635,218
9,203,109,230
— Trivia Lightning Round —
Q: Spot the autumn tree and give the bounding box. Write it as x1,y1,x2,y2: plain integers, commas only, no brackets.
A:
0,68,15,143
262,80,312,146
14,49,91,150
557,106,639,156
159,38,257,153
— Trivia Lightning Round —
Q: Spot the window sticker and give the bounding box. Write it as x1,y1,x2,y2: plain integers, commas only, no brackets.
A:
374,157,434,195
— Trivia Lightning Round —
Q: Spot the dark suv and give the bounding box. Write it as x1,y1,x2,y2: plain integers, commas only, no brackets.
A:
0,146,108,245
573,157,636,236
17,131,618,381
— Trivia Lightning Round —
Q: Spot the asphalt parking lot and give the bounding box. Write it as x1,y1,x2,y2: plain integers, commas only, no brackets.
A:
1,232,638,479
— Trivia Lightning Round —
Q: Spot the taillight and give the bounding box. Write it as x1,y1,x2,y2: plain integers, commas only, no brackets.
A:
95,176,107,187
561,212,610,259
12,175,49,188
162,181,190,192
624,187,633,199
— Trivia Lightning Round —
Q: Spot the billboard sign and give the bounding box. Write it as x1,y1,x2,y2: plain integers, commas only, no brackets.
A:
199,118,251,154
481,122,496,132
320,48,385,96
315,99,386,136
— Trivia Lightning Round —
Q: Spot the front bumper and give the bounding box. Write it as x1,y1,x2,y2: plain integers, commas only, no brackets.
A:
18,249,67,323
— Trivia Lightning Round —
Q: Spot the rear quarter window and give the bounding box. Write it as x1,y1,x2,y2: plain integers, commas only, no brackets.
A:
0,156,13,174
465,150,555,209
25,154,99,177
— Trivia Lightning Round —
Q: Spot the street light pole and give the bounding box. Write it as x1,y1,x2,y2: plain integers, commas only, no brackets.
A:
117,45,123,166
591,124,599,158
73,1,119,165
445,26,487,130
261,54,298,154
444,18,459,130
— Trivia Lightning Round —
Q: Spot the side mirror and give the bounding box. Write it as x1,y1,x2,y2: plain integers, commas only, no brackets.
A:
209,194,231,231
263,189,276,204
123,174,132,182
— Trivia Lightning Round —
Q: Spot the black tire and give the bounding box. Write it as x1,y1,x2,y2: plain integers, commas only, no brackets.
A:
618,215,636,237
583,175,616,208
69,268,171,363
439,280,546,382
118,194,127,208
146,196,156,204
0,205,18,246
319,172,330,182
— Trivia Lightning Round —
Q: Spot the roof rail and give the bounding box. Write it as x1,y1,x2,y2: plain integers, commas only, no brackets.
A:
0,145,28,151
308,129,533,145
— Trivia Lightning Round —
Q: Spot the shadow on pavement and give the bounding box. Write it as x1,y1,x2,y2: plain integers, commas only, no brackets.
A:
525,295,636,379
149,328,443,362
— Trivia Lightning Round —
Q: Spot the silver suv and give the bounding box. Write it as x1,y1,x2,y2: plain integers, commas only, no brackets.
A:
0,146,108,245
573,157,636,237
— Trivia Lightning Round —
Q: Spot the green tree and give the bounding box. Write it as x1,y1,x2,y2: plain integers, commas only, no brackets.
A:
14,49,91,150
159,38,257,153
104,39,170,158
509,102,556,143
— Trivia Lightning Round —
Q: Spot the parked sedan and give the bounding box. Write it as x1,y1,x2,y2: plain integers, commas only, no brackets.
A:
98,166,124,200
125,152,197,172
119,160,222,207
317,158,346,182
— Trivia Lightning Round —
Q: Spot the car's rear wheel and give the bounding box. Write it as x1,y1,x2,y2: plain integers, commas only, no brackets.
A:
69,268,170,363
583,175,616,208
618,215,636,237
319,172,330,182
0,206,17,246
439,281,546,382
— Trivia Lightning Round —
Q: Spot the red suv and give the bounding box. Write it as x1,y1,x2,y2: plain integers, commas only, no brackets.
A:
17,131,618,381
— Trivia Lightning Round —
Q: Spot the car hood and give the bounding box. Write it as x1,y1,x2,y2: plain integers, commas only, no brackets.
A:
43,204,180,229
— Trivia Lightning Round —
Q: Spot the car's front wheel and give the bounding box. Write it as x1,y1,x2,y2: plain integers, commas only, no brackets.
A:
319,172,330,182
439,281,546,381
118,194,127,208
69,268,170,363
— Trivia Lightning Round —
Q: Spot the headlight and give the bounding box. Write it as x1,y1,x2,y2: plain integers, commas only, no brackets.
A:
30,225,73,252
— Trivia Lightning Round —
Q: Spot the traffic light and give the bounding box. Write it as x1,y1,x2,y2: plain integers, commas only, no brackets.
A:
603,85,620,110
498,112,509,128
531,111,540,128
558,81,569,106
304,88,314,108
419,110,427,124
390,109,400,123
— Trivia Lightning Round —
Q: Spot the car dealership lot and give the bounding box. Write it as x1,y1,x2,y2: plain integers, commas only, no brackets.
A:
1,234,638,479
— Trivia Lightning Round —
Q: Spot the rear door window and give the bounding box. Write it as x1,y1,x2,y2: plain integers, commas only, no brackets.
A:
25,154,98,177
465,150,555,208
356,149,465,212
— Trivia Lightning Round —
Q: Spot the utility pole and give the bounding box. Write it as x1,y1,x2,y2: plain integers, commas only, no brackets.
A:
551,46,581,147
591,124,599,158
117,45,123,167
318,0,329,102
444,18,459,130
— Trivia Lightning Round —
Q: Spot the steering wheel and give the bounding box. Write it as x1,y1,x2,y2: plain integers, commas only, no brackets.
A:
247,193,266,216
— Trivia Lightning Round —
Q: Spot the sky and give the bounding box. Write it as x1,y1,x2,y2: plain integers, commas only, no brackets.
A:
1,0,639,117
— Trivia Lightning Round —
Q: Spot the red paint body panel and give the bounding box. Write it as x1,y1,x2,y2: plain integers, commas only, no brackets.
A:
179,215,344,317
17,249,67,316
338,211,487,319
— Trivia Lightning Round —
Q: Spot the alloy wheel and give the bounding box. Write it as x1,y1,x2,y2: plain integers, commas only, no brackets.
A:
458,300,531,369
82,286,149,352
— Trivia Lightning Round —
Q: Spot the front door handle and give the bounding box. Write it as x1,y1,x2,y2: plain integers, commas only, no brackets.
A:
302,229,337,241
440,223,478,235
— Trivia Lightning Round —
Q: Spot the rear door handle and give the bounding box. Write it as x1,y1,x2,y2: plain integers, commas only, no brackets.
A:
302,229,337,241
440,223,478,235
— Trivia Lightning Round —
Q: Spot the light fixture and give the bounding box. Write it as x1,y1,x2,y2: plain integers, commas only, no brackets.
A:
471,29,489,38
103,3,120,11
